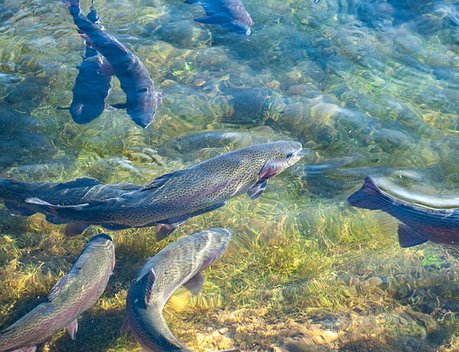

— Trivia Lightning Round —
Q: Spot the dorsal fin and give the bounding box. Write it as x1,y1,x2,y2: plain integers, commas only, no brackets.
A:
48,273,76,301
142,170,183,191
141,268,156,306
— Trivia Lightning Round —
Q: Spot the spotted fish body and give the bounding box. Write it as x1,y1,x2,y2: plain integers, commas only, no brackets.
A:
0,141,304,239
0,234,115,352
63,0,161,128
348,176,459,247
186,0,254,35
126,228,231,351
69,5,112,124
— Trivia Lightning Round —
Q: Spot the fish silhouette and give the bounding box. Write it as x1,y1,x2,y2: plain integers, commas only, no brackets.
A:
348,176,459,247
0,141,304,239
63,0,161,128
185,0,254,35
68,3,112,124
0,234,115,352
126,228,232,351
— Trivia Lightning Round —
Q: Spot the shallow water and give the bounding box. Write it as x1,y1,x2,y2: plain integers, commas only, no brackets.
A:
0,0,459,350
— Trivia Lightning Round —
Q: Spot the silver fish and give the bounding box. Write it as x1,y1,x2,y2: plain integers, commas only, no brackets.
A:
126,228,231,351
0,234,115,352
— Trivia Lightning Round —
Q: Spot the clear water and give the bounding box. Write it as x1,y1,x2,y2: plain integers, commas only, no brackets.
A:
0,0,458,351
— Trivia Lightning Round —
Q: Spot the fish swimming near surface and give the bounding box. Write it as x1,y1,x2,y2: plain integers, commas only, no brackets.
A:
0,141,304,239
63,0,161,128
348,176,459,247
125,228,233,352
68,3,112,124
0,234,115,352
185,0,254,35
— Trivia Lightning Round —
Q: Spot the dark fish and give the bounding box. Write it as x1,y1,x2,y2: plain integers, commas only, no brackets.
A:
348,176,459,247
185,0,254,35
0,234,115,352
126,228,232,351
68,3,112,124
0,141,304,239
63,0,161,128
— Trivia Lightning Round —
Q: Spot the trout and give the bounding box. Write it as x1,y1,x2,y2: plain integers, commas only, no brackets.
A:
0,234,115,352
348,176,459,247
0,141,304,239
126,228,231,351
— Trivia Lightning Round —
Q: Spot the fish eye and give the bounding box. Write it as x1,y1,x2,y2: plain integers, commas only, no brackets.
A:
286,152,294,159
138,88,148,93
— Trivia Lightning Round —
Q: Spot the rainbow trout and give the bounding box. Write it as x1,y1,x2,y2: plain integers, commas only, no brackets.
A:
0,234,115,352
63,0,161,128
0,141,304,239
185,0,254,35
348,176,459,247
68,2,112,124
126,228,232,352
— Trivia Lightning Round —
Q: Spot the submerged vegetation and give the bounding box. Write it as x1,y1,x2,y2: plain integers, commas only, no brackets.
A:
0,0,459,351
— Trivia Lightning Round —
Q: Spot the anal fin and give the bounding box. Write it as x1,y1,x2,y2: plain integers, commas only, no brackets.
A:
155,223,181,241
398,224,428,248
182,272,204,296
11,347,37,352
247,180,267,200
67,319,78,340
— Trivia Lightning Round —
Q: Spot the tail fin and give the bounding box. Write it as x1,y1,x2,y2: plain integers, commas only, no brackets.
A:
347,176,386,210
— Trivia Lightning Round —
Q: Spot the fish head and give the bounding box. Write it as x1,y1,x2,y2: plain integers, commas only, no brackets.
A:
198,228,232,270
84,233,116,270
246,141,305,182
70,101,106,124
127,88,162,128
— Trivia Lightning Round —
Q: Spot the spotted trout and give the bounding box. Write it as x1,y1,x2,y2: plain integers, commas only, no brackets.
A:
0,234,115,352
185,0,254,35
68,2,112,124
126,228,232,352
63,0,161,128
0,141,304,239
348,176,459,247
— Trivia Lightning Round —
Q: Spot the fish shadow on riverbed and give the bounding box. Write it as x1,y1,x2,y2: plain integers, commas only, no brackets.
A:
50,308,127,352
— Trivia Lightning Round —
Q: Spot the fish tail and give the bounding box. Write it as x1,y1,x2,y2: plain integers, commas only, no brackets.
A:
347,176,388,210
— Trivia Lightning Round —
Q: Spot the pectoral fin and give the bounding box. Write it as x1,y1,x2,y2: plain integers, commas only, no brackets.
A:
183,272,204,296
67,319,78,340
397,224,428,248
155,223,181,241
247,180,267,200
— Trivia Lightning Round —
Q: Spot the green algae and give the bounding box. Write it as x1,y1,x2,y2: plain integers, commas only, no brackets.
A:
0,0,459,351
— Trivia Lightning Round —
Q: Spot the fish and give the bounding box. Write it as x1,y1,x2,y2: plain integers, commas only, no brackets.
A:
185,0,254,35
63,0,161,128
0,141,304,239
125,228,232,352
348,176,459,247
0,234,115,352
68,3,113,124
